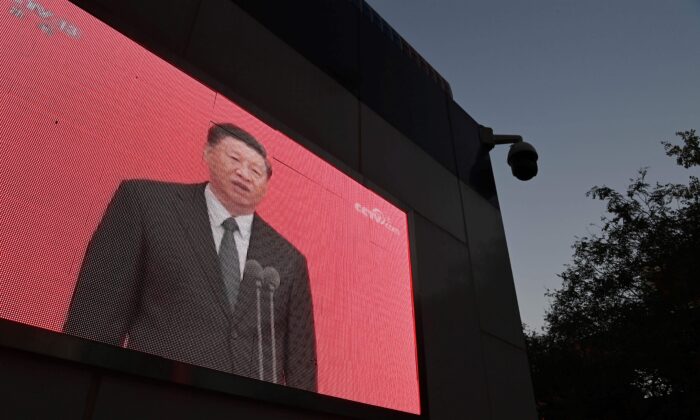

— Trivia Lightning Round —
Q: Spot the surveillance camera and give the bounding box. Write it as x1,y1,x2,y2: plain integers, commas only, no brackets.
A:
507,141,538,181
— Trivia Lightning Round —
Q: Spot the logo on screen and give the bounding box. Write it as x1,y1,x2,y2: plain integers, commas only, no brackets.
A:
354,203,400,235
9,0,81,38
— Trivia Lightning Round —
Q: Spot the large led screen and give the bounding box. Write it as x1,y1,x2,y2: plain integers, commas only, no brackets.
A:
0,0,420,414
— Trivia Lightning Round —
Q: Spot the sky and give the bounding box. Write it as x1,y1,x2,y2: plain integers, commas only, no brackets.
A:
367,0,700,330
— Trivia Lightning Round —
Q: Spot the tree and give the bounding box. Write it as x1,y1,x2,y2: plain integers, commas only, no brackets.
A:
526,130,700,419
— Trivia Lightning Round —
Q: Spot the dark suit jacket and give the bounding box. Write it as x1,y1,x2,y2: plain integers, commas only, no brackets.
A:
64,180,317,391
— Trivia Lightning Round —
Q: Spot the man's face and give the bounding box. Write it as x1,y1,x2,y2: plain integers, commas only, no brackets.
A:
205,136,269,215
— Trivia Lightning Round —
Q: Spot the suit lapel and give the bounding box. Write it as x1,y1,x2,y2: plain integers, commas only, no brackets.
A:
245,215,275,271
174,183,233,322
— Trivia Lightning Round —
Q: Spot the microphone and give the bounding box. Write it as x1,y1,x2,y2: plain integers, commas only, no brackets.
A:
262,266,281,384
244,260,265,381
243,259,264,280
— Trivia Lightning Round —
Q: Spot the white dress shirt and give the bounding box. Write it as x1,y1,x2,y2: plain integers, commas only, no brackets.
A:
204,184,254,277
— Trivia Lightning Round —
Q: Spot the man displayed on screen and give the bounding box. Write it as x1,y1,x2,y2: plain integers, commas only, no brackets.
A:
64,123,317,391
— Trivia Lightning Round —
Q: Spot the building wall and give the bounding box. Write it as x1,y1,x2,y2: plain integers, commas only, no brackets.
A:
0,0,536,418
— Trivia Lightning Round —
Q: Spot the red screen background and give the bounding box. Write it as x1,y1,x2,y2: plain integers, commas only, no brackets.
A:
0,0,419,414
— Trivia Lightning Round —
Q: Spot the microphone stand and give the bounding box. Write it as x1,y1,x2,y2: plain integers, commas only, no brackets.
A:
269,286,277,384
263,267,281,384
255,279,264,381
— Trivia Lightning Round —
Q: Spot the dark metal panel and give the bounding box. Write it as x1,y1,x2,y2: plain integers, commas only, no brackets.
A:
91,375,338,420
230,0,360,95
0,347,92,419
0,320,418,419
358,17,455,174
361,104,466,243
184,0,360,171
461,184,525,349
448,101,499,207
482,335,537,420
413,214,491,420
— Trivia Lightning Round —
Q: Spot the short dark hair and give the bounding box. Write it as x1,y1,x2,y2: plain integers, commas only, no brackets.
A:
207,122,272,179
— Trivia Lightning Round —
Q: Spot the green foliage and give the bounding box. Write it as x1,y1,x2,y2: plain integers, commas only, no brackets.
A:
527,130,700,419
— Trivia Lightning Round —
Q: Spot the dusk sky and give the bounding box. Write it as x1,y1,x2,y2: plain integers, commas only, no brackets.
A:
368,0,700,329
